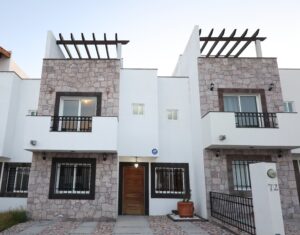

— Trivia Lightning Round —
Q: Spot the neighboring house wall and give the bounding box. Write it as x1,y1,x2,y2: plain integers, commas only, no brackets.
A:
38,59,121,117
204,149,300,219
198,58,284,116
279,68,300,155
0,72,40,211
27,152,118,220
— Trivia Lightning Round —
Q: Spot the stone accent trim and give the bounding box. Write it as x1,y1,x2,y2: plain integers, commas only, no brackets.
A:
27,152,118,220
198,58,284,116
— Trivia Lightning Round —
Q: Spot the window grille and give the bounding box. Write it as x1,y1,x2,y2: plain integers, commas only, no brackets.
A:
49,158,96,199
151,163,189,198
232,160,258,191
167,109,178,120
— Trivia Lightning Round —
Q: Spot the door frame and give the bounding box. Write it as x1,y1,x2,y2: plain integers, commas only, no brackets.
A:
118,162,149,215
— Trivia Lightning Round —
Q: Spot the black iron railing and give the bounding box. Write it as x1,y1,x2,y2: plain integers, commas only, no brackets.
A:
51,116,92,132
210,192,255,235
235,112,277,128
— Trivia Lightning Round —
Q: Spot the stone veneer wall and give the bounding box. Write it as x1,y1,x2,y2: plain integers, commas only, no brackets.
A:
27,152,118,220
198,58,284,116
204,149,300,219
38,59,120,116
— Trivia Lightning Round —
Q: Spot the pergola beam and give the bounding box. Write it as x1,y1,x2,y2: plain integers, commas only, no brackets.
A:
215,29,237,57
93,33,100,59
206,29,225,57
200,29,214,53
234,29,260,58
59,33,72,58
224,29,248,57
71,33,81,59
81,33,91,59
104,33,110,59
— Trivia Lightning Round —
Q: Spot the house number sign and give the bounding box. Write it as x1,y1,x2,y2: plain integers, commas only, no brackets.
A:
268,183,279,192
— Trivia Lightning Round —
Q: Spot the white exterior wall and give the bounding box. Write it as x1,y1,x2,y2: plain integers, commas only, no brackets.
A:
173,26,208,218
0,71,40,211
150,76,194,215
279,69,300,154
118,69,159,157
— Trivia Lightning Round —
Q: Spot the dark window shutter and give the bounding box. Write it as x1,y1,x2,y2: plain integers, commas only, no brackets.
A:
292,160,300,203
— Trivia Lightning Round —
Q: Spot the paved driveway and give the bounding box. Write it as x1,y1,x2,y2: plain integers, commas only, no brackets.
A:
2,216,299,235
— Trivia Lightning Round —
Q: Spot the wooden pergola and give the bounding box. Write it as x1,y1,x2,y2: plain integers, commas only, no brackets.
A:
199,29,266,58
56,33,129,59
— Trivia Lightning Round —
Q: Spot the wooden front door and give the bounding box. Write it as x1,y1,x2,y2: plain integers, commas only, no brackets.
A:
122,165,145,215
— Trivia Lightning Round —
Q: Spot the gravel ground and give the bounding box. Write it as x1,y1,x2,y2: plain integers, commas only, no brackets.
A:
1,216,299,235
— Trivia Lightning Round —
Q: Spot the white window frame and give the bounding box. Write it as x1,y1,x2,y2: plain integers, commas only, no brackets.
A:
132,103,144,115
283,101,295,112
167,109,178,120
9,166,30,193
55,163,92,194
223,94,262,112
58,97,97,131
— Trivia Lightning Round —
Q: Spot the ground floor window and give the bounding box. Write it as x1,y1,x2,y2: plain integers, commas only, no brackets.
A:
151,163,190,198
227,156,271,195
49,158,96,199
0,163,31,197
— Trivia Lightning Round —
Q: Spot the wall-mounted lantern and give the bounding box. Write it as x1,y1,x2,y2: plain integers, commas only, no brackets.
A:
210,83,215,91
268,83,274,91
134,157,139,168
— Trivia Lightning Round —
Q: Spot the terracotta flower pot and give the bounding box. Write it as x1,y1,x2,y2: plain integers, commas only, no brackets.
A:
177,201,194,218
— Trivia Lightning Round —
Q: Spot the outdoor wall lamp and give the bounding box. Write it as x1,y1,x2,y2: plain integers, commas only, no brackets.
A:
134,157,139,168
30,140,37,146
42,152,46,160
268,83,274,91
215,150,220,157
278,150,282,158
210,83,215,91
103,153,107,161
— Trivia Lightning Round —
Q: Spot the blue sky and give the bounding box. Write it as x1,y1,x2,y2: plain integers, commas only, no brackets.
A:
1,0,300,77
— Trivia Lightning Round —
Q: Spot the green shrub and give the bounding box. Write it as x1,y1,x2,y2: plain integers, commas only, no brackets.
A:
0,209,27,232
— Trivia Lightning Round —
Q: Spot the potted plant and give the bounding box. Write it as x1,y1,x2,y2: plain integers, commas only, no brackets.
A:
177,189,194,217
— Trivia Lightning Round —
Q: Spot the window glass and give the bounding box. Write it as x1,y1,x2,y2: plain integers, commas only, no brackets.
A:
284,101,294,112
6,166,30,193
151,163,189,198
240,96,257,112
55,163,91,194
167,109,178,120
224,96,239,112
63,100,79,116
81,98,97,116
132,103,144,115
232,160,258,191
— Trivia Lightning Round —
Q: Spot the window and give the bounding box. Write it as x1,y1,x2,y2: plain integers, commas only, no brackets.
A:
167,109,178,120
284,101,294,112
227,156,271,195
49,158,96,199
132,103,144,115
0,163,31,197
151,163,190,198
231,160,258,191
223,94,261,112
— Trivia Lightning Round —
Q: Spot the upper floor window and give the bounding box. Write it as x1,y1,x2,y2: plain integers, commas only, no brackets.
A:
223,94,261,113
132,103,144,115
167,109,178,120
60,97,97,117
28,109,38,116
284,101,294,112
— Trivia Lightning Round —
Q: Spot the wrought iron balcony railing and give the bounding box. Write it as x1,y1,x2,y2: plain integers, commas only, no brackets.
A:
51,116,93,132
235,112,278,128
